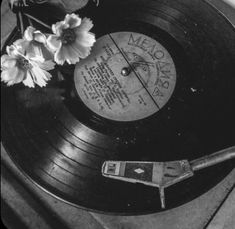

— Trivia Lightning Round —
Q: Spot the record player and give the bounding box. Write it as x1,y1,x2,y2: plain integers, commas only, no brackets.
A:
1,0,235,223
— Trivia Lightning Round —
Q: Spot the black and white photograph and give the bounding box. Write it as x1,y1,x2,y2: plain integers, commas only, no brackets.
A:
1,0,235,228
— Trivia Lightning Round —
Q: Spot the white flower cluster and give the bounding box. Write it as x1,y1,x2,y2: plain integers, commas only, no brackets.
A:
1,13,96,88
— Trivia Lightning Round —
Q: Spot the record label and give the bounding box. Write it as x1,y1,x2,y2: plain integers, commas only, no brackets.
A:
74,32,176,121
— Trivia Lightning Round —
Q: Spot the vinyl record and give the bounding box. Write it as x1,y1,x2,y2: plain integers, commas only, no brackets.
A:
1,0,235,215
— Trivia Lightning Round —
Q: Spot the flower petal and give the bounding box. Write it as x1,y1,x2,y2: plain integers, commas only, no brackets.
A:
6,45,20,57
47,35,61,52
42,69,52,80
10,69,26,84
37,59,55,71
13,39,29,55
56,44,81,65
6,39,30,57
71,41,88,59
75,31,96,48
31,66,50,87
26,43,43,59
34,31,47,44
23,72,35,88
1,55,17,70
76,17,93,32
24,26,36,41
54,46,67,65
1,67,17,82
52,21,68,36
30,55,45,64
1,70,13,84
16,69,26,83
1,67,24,86
64,13,81,28
41,45,54,60
65,45,80,64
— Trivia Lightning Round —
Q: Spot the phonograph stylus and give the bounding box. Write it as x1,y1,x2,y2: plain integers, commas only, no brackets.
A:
102,146,235,209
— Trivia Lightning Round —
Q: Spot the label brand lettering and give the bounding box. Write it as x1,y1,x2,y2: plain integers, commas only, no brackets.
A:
128,33,165,60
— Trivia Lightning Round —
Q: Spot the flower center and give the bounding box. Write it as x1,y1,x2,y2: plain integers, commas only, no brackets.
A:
61,28,76,44
17,57,32,71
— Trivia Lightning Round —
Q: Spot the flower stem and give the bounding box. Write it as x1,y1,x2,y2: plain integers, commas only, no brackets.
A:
23,13,51,29
27,17,33,27
18,11,24,36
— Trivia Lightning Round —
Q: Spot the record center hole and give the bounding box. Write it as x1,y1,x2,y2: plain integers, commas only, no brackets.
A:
121,67,131,76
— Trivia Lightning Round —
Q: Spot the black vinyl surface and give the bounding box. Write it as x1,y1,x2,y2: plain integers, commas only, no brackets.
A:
1,0,235,215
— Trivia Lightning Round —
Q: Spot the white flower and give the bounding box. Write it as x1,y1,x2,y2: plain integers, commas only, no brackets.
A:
47,13,96,65
22,26,53,60
24,26,47,44
1,41,55,87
